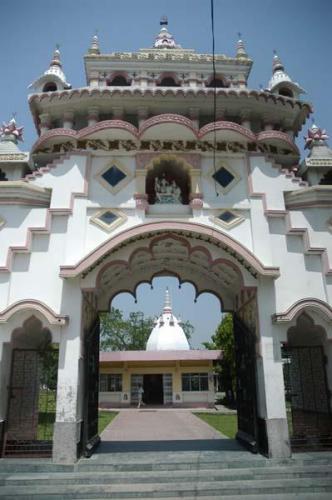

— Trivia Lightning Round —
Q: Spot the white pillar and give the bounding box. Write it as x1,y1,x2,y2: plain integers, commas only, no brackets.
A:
53,281,83,464
256,278,291,458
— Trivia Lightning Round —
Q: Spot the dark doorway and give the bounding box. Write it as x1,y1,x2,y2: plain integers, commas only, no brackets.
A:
3,348,58,457
143,374,163,405
283,345,332,450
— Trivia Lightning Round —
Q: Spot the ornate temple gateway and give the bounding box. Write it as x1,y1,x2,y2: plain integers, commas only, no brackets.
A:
0,19,331,464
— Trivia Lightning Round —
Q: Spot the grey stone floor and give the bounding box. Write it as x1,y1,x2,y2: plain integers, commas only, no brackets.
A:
98,409,244,454
101,410,227,441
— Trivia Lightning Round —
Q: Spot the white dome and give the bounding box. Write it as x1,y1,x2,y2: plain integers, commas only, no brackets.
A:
146,289,190,351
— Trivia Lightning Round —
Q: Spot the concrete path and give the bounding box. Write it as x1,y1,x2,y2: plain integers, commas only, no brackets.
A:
101,409,226,441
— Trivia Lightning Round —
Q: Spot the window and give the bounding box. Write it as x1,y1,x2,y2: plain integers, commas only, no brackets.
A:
218,211,237,224
108,75,130,86
278,87,293,98
157,77,177,87
211,209,244,230
206,78,226,88
98,210,118,226
182,373,209,391
102,165,126,188
43,82,57,92
99,374,122,392
213,167,235,188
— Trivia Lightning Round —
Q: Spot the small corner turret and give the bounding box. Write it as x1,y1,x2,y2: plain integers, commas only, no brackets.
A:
153,16,182,49
299,122,332,185
235,33,249,60
0,117,30,180
29,45,71,93
267,51,305,99
88,32,100,56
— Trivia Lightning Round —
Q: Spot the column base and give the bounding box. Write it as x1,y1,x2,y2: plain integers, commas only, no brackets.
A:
265,418,291,458
0,419,5,457
52,422,78,464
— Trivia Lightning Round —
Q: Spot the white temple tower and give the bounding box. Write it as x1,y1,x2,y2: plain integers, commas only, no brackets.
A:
146,289,190,351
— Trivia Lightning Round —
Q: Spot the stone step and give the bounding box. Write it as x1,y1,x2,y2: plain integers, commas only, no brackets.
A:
1,477,332,498
0,464,331,486
2,455,332,473
77,457,332,472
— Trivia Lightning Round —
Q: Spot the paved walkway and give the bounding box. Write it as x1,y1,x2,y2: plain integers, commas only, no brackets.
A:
101,409,226,441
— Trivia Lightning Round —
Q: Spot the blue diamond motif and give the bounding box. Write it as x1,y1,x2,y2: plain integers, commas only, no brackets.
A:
218,211,236,223
212,167,235,188
102,165,126,187
98,211,118,225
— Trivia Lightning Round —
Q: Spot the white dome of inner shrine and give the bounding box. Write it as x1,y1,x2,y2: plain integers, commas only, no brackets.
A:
146,288,190,351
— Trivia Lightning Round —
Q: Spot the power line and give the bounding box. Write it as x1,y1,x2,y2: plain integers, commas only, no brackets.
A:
210,0,219,196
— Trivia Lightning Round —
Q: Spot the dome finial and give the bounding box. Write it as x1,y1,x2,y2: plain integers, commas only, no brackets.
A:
236,32,248,59
160,15,168,26
163,287,172,313
272,49,284,73
89,30,100,55
50,44,62,68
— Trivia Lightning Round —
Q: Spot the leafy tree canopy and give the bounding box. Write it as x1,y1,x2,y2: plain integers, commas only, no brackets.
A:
100,308,193,351
203,313,236,397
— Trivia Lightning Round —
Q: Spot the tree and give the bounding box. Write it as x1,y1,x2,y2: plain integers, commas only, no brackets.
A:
202,313,236,403
100,308,193,351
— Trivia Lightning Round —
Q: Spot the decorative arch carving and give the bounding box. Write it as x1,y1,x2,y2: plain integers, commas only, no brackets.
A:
60,221,280,279
273,298,332,324
0,300,68,325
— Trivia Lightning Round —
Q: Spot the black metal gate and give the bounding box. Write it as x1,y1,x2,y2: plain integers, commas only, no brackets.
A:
283,345,332,450
82,317,100,457
3,348,58,457
233,313,260,453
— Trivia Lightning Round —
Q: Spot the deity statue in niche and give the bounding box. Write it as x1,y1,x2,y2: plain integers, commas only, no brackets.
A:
154,175,182,204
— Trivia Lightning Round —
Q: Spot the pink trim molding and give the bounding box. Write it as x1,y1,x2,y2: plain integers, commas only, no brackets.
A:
199,121,256,141
139,114,198,138
0,299,68,325
272,298,332,323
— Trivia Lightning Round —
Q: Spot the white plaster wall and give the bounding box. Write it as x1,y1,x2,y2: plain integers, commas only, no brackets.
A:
33,156,87,209
0,206,46,266
269,218,328,311
182,392,209,403
249,156,302,210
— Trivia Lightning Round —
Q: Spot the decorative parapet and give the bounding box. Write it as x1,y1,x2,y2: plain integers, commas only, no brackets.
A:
284,186,332,209
0,181,51,206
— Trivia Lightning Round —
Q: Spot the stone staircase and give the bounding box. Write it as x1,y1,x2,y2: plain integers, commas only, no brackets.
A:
1,450,332,498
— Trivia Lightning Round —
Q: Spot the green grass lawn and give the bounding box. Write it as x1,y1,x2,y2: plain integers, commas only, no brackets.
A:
98,411,118,433
194,413,238,439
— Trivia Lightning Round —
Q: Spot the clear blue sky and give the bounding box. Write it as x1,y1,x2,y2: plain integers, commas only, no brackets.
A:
1,1,331,346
